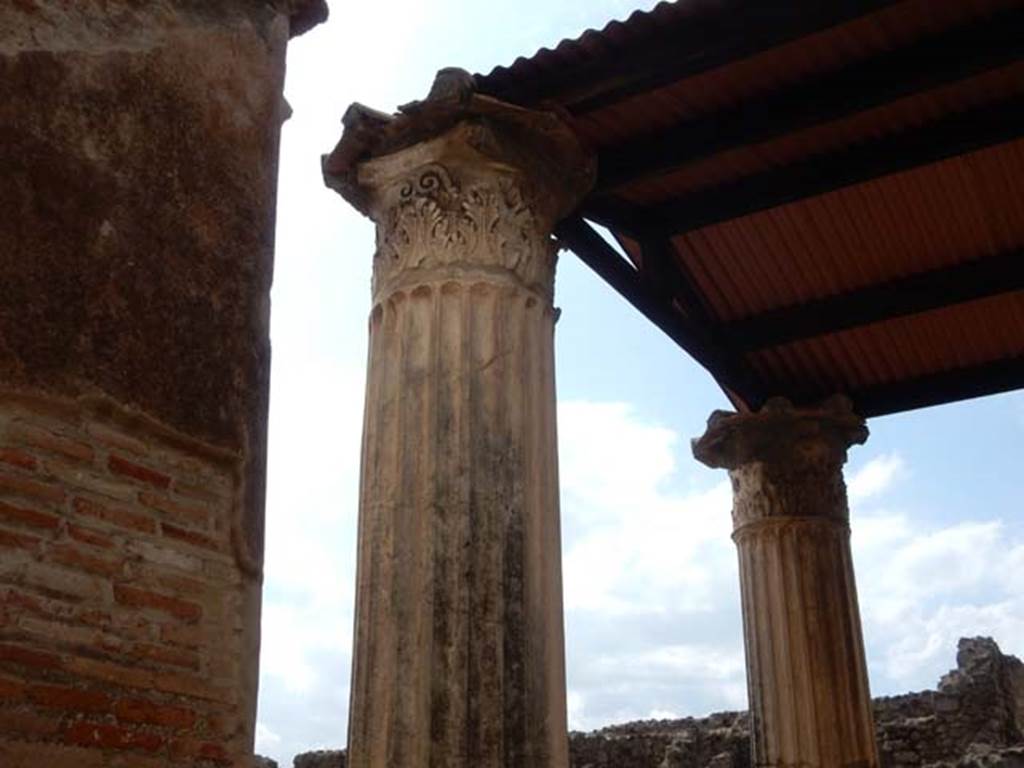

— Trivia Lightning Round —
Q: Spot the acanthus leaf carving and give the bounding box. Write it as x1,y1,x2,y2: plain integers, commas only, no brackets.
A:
372,162,556,299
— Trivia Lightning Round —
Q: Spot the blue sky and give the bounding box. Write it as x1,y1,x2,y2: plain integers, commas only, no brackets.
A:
255,2,1024,763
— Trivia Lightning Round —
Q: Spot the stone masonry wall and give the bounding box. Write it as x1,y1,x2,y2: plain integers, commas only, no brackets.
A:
293,751,347,768
288,638,1023,768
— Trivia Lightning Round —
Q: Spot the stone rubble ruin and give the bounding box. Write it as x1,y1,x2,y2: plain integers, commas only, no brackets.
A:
284,638,1024,768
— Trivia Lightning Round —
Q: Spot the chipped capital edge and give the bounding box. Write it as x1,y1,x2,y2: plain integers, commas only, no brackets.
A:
691,395,869,471
287,0,329,37
320,67,596,224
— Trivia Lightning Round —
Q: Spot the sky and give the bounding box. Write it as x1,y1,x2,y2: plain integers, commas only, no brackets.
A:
255,1,1024,764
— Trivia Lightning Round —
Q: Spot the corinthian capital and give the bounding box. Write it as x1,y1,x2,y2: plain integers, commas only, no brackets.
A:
323,69,595,300
692,396,869,530
692,396,868,473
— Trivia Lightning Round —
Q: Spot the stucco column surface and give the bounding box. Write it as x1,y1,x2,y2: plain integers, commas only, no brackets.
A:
323,73,595,768
693,397,880,768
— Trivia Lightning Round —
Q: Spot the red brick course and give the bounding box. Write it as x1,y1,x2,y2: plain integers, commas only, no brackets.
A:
0,400,249,765
107,456,172,490
113,585,202,623
10,424,95,463
0,472,65,504
0,642,64,671
139,492,209,529
0,708,62,739
128,642,200,671
73,496,157,535
28,683,112,713
161,522,221,553
49,544,124,579
0,448,38,471
68,523,115,549
0,500,61,531
114,698,197,729
0,527,41,551
64,721,165,753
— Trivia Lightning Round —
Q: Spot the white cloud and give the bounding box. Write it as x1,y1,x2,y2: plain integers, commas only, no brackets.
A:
848,453,905,502
852,490,1024,693
557,401,746,730
256,357,363,759
558,401,735,616
559,401,678,511
608,645,745,682
567,690,586,731
648,709,682,721
255,722,282,753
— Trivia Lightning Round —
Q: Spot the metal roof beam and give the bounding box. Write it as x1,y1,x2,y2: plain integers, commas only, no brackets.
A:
727,251,1024,351
597,7,1024,190
853,356,1024,417
554,216,762,408
633,98,1024,237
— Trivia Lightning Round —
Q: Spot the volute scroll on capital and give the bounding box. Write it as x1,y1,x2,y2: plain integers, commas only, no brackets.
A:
360,147,561,300
693,396,868,531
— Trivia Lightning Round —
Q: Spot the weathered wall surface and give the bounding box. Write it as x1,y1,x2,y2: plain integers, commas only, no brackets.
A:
873,637,1024,767
290,638,1023,768
0,1,325,766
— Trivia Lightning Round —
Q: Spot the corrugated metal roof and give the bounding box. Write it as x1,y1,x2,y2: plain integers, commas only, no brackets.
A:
563,0,1019,147
476,0,1024,416
615,63,1024,204
677,138,1024,321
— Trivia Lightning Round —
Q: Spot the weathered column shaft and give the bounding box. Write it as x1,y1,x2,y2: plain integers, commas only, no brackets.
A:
733,484,876,765
353,272,564,766
694,398,879,768
325,79,594,767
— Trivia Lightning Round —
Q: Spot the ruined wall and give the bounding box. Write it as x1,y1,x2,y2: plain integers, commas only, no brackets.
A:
293,750,347,768
0,1,325,766
873,638,1024,767
565,638,1024,768
289,639,1023,768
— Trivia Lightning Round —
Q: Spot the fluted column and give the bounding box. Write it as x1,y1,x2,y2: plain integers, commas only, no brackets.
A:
693,397,879,768
323,71,594,768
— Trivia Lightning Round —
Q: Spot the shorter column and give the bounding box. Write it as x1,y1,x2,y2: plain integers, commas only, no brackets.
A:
692,397,879,768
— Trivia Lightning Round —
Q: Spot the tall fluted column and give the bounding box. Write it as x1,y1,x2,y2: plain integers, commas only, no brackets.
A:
693,397,879,768
323,72,594,767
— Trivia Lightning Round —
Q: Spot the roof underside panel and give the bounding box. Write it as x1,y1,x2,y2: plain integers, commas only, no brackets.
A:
612,63,1024,205
749,292,1024,398
570,0,1020,148
677,139,1024,322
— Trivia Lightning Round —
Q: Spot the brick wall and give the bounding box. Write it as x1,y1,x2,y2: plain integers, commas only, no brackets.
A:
0,393,256,768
